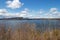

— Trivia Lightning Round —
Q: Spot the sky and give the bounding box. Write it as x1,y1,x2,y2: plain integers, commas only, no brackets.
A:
0,0,60,18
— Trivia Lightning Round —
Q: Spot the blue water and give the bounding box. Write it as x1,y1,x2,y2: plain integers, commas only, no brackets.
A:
0,20,60,31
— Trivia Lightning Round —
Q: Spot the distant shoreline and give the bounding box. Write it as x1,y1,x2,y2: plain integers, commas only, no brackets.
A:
0,18,60,20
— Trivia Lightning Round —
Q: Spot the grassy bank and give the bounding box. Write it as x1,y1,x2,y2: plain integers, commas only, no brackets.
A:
0,23,60,40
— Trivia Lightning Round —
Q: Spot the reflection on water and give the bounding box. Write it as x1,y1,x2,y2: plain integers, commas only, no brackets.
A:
0,20,60,31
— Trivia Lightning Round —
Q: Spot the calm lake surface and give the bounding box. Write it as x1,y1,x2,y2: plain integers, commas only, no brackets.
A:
0,20,60,31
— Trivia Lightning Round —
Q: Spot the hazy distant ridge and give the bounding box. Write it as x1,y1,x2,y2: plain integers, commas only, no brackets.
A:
0,17,60,20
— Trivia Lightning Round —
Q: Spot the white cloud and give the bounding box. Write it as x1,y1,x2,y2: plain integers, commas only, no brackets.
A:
16,8,31,18
0,9,17,18
0,8,31,18
0,9,8,13
42,8,60,18
0,8,60,18
6,0,24,9
50,8,58,13
0,9,8,16
32,8,60,18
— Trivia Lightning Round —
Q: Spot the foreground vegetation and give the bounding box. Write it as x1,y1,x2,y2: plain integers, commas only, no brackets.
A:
0,23,60,40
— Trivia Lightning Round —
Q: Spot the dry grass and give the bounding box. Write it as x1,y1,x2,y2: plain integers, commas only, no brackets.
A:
0,23,60,40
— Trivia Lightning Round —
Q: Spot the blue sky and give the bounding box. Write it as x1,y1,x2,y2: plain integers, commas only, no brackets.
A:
0,0,60,18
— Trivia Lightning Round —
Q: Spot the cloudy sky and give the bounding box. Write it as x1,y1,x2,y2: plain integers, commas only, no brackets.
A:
0,0,60,18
